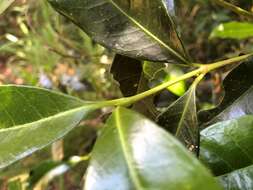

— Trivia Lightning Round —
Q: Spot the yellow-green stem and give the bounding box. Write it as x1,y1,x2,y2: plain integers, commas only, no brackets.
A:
96,53,253,107
213,0,253,20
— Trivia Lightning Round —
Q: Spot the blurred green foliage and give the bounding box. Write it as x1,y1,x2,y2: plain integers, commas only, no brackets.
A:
0,0,120,100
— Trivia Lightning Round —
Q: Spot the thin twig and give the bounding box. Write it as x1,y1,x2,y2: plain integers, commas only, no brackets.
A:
213,0,253,20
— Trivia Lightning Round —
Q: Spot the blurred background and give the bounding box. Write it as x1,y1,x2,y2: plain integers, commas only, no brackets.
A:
0,0,253,189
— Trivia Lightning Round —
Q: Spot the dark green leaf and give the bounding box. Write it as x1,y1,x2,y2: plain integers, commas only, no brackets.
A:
157,85,198,154
48,0,189,64
208,86,253,125
111,54,142,97
28,160,60,188
133,80,159,120
30,162,71,189
29,155,89,189
200,60,253,125
0,0,15,15
218,165,253,190
210,22,253,40
111,55,158,119
0,85,99,169
85,107,221,190
200,115,253,176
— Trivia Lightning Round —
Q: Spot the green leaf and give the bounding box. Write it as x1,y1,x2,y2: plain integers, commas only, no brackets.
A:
30,162,71,189
111,54,142,97
143,62,186,96
131,73,159,120
111,55,158,119
218,165,253,190
28,160,61,188
48,0,189,64
164,67,186,96
29,154,89,189
210,22,253,40
208,86,253,125
200,60,253,125
200,115,253,176
7,179,22,190
0,148,51,179
157,85,198,154
143,61,166,81
85,107,221,190
0,85,99,169
0,0,14,15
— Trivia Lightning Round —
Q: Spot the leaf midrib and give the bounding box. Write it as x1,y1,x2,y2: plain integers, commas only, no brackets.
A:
108,0,188,64
115,108,144,190
0,105,94,133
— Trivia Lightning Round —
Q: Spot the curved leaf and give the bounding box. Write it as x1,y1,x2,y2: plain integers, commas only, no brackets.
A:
200,60,253,125
0,85,98,169
208,86,253,125
85,107,221,190
218,165,253,190
48,0,189,64
200,115,253,176
157,85,198,154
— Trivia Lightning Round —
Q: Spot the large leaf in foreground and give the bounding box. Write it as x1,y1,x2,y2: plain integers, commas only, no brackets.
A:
85,107,221,190
0,85,98,169
157,85,198,154
48,0,189,64
200,115,253,176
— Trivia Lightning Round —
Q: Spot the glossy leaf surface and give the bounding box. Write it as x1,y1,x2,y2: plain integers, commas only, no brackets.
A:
200,115,253,176
157,86,198,154
200,60,253,125
218,165,253,190
0,85,97,169
48,0,189,63
208,86,253,125
85,107,221,190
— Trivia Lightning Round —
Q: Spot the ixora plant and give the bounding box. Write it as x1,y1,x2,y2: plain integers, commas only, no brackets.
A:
1,0,253,189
